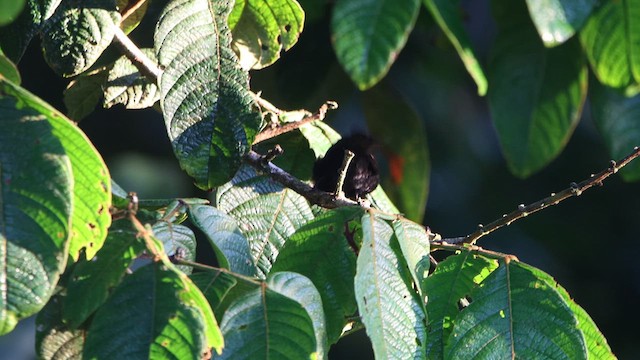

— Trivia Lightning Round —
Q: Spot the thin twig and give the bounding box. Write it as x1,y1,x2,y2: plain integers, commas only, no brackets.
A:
335,150,355,197
112,26,161,83
243,150,361,208
173,258,262,285
440,146,640,245
252,101,338,144
432,242,518,261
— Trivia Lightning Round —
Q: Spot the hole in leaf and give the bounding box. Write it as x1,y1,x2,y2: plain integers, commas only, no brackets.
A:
328,225,334,232
88,223,96,229
239,324,248,330
284,24,291,32
261,44,269,51
277,35,282,44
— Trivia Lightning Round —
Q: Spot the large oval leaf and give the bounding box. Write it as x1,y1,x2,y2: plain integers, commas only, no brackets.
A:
271,207,361,344
217,274,318,359
445,260,587,359
155,0,263,189
331,0,420,90
41,0,121,77
229,0,304,70
489,0,587,177
0,80,73,335
580,0,640,89
525,0,596,47
355,211,426,359
187,204,256,277
216,165,314,278
103,49,160,110
423,252,498,359
36,294,85,360
84,262,223,359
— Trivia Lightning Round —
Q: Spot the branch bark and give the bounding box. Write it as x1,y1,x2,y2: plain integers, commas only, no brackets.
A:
439,146,640,245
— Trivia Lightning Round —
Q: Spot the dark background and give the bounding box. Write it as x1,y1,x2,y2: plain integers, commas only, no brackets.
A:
1,0,639,358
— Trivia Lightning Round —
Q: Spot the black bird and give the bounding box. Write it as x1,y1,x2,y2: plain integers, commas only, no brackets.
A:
312,134,380,200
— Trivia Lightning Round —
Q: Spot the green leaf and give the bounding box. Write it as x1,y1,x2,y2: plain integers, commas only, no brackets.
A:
255,131,316,180
0,80,73,335
525,0,596,47
363,86,430,221
423,0,488,95
367,185,400,214
104,49,159,110
47,104,112,262
423,252,498,359
152,222,197,275
355,211,426,359
41,0,121,77
0,51,21,84
267,272,328,358
532,263,616,359
84,262,223,359
589,82,640,181
580,0,640,88
0,0,42,62
190,268,259,319
0,0,26,26
229,0,305,69
217,276,317,359
187,204,256,277
64,67,110,121
489,0,587,177
445,260,587,359
391,218,430,302
216,165,314,278
272,207,362,344
117,0,150,34
155,0,263,189
63,221,144,328
36,294,85,360
331,0,420,90
298,121,341,159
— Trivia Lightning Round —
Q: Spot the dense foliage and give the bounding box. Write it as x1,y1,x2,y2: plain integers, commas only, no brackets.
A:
1,0,636,358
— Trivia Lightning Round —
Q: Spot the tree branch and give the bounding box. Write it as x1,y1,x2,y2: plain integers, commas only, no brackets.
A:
439,146,640,245
243,150,361,209
112,26,161,83
432,242,518,261
252,101,338,144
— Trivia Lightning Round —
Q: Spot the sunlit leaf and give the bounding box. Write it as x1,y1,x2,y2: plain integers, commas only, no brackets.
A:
272,207,362,344
216,165,314,278
355,211,426,359
155,0,263,189
152,221,196,275
229,0,304,69
423,252,498,359
525,0,596,47
187,204,256,277
63,67,110,121
0,80,73,335
580,0,640,89
41,0,121,77
103,49,159,110
445,260,588,359
217,274,318,359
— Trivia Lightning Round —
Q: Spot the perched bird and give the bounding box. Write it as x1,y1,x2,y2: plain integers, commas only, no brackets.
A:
312,134,380,200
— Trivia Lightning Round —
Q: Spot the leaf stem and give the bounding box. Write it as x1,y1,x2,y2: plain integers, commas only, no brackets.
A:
440,146,640,245
112,26,161,83
432,242,517,261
